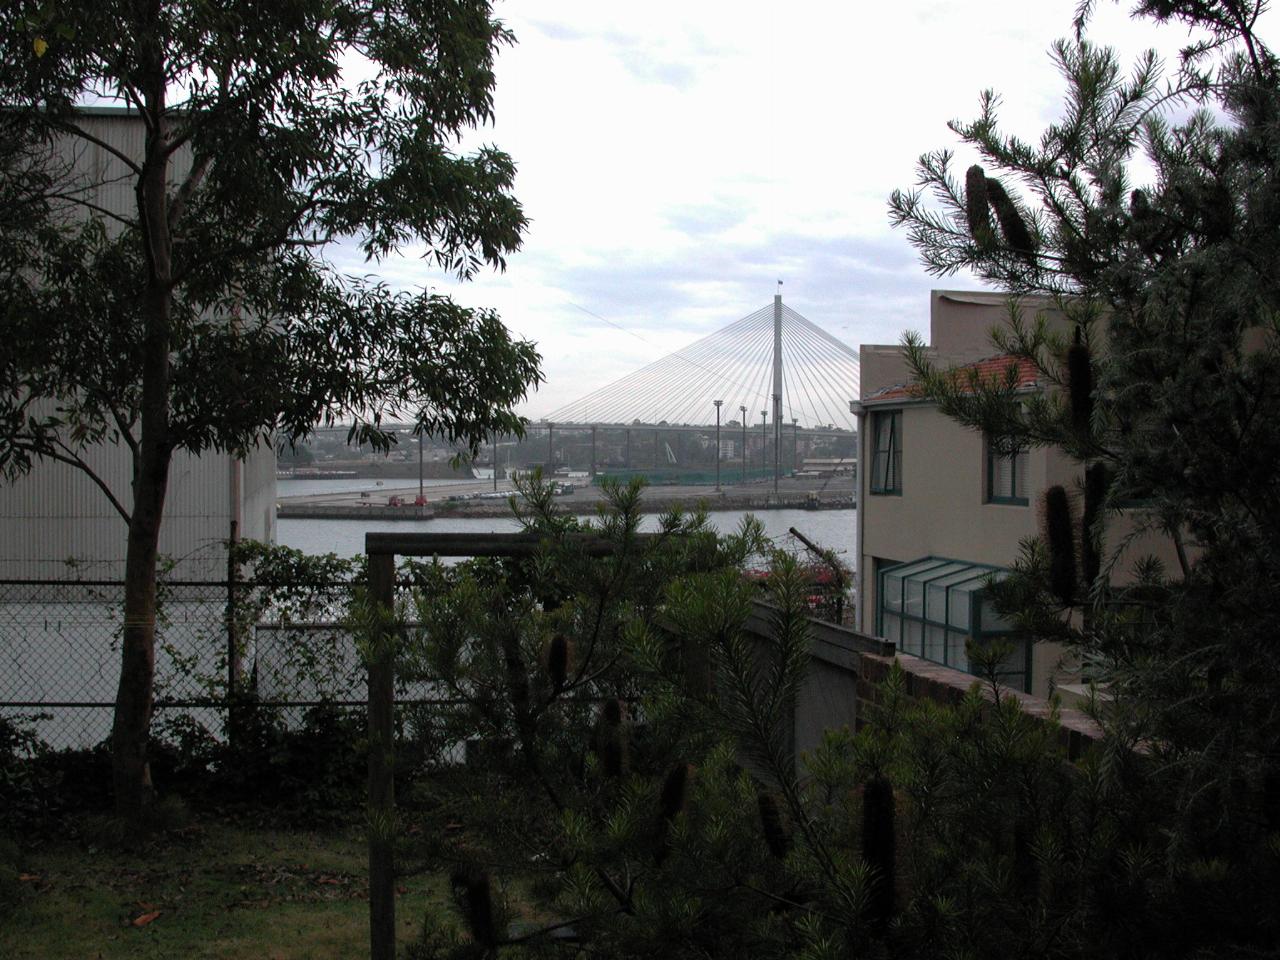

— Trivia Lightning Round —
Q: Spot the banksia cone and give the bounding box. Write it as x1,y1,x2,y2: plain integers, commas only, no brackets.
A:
966,165,994,247
1012,815,1039,894
1042,485,1078,605
683,635,713,698
602,697,624,726
546,634,572,695
1066,327,1093,435
654,762,693,864
451,864,497,948
1082,463,1109,587
861,775,896,930
594,698,628,778
757,791,792,859
985,177,1036,262
659,762,691,821
1264,764,1280,830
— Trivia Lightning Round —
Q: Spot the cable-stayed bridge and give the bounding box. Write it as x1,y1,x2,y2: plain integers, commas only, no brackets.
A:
288,301,858,496
547,297,860,430
498,297,859,488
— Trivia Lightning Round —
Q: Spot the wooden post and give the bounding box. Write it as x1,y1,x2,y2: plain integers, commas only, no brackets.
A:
367,552,396,960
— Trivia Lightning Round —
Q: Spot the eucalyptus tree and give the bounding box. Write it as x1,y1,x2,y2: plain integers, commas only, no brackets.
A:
0,0,541,823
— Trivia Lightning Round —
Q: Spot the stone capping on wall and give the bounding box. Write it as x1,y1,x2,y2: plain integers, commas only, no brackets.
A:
856,652,1102,761
743,601,1102,762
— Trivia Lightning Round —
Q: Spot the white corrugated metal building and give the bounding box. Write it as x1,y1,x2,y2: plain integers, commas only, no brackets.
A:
1,108,276,580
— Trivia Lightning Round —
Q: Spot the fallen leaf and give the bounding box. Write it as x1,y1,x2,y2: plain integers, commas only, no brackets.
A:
18,874,40,882
131,911,162,928
396,886,407,895
316,875,340,885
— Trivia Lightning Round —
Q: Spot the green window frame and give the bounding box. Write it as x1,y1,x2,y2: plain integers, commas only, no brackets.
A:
986,438,1028,505
870,410,902,495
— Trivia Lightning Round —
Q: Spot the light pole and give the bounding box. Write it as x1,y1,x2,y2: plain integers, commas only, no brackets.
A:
740,405,747,482
418,431,424,500
792,418,799,475
752,409,762,478
713,400,723,492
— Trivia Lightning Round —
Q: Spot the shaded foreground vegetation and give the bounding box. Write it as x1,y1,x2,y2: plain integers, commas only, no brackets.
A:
4,472,1279,958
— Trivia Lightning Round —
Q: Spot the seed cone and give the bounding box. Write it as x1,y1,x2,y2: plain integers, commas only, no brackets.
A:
659,762,691,821
654,762,693,864
1012,816,1039,894
1066,329,1093,435
986,177,1036,261
1082,463,1109,587
451,864,497,947
757,791,792,859
966,164,994,247
861,775,896,930
1042,485,1078,605
546,634,572,694
592,698,628,778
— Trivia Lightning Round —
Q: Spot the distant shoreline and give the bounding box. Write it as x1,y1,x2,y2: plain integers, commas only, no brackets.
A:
278,489,854,521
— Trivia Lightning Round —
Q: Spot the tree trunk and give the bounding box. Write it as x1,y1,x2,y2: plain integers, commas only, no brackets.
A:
111,42,174,824
111,447,171,822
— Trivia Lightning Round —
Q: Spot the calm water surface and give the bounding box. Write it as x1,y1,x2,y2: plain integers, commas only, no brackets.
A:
278,508,856,567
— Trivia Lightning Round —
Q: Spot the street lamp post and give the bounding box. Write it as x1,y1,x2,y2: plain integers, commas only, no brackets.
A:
740,405,747,482
752,409,762,478
713,400,723,492
418,431,424,500
792,418,799,475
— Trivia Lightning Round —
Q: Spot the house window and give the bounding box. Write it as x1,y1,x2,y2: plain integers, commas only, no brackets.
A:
870,410,902,495
986,439,1028,504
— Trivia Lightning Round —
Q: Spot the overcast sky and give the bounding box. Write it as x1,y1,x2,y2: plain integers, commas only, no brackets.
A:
337,1,1255,418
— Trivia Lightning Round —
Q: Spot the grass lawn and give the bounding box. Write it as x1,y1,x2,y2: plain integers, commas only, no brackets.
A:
1,818,448,960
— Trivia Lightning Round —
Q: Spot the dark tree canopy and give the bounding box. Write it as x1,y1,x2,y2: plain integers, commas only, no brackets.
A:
0,0,541,475
0,0,542,821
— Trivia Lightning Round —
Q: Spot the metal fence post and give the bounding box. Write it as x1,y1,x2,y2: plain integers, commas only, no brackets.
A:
226,520,240,744
367,551,397,960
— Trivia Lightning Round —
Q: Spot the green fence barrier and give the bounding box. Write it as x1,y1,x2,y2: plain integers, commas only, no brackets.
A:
591,468,783,486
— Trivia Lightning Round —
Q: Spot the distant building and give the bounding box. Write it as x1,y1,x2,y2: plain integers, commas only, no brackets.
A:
852,290,1174,698
0,109,275,580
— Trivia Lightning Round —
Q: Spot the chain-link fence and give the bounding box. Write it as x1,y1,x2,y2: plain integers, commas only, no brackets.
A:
0,577,382,749
1,546,853,751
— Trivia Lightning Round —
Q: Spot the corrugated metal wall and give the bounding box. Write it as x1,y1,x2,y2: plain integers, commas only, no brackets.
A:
242,443,278,546
0,443,256,580
0,110,277,580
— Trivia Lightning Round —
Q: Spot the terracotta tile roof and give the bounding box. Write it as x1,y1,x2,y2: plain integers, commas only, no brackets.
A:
863,355,1039,404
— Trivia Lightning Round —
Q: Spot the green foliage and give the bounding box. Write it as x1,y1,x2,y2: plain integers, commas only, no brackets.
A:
0,0,543,816
395,479,1205,958
891,3,1280,955
0,715,55,836
0,0,542,468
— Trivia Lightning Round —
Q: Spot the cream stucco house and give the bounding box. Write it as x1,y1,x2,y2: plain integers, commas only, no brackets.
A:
851,290,1172,698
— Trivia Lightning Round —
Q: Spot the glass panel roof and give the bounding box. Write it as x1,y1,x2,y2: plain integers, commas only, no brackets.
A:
886,558,1008,634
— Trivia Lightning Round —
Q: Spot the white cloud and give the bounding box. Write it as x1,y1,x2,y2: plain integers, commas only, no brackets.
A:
350,0,1273,417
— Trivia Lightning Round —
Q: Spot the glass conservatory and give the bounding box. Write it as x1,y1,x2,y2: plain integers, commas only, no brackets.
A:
877,557,1031,693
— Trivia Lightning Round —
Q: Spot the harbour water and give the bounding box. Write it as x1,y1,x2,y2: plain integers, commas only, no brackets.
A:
278,507,857,567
